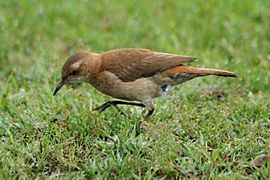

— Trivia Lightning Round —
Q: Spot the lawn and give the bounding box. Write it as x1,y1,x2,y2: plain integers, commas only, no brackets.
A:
0,0,269,178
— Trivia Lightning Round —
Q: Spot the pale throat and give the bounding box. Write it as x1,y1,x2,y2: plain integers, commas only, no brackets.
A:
69,75,91,83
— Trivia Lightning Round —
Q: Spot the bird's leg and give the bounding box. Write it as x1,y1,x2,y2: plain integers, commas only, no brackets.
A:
136,100,154,135
94,100,145,115
93,101,112,112
111,104,126,115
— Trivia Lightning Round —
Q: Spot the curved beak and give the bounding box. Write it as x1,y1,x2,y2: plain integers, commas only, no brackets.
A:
53,80,65,96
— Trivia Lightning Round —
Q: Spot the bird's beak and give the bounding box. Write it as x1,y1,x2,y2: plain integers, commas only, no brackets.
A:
53,80,65,96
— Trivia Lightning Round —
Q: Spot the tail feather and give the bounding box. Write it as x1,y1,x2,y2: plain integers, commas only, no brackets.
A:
166,66,237,78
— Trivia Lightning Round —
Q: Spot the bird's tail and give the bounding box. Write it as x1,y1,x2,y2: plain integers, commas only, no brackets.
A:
160,66,237,85
167,66,237,77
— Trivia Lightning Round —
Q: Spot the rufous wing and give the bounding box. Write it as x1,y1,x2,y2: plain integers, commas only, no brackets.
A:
100,48,196,82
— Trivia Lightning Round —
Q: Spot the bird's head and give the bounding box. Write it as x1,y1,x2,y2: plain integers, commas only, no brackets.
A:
53,51,99,96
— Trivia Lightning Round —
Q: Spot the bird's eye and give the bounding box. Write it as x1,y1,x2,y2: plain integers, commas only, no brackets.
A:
70,70,77,75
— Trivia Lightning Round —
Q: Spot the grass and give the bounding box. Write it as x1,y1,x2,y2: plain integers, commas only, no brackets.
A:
0,0,270,178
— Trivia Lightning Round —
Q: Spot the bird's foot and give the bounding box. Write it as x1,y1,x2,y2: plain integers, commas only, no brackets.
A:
94,101,126,116
93,102,110,112
135,118,149,136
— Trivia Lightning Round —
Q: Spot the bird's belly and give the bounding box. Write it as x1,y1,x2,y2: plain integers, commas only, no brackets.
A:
119,78,161,101
91,72,160,101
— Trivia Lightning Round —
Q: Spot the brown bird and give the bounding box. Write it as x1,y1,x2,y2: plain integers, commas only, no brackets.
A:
53,48,236,122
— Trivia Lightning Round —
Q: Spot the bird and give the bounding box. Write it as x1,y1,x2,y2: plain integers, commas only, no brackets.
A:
53,48,236,124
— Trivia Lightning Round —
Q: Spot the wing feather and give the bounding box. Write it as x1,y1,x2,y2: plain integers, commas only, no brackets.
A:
100,48,196,82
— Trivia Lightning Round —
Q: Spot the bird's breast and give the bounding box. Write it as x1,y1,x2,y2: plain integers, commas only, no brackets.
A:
90,71,161,101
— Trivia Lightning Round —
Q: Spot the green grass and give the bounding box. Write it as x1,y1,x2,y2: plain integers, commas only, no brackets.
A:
0,0,270,178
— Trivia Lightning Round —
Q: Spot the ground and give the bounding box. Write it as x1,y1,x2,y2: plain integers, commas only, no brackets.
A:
0,0,269,178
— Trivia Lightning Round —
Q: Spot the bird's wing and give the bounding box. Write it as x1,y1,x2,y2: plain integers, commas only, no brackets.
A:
100,48,196,82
